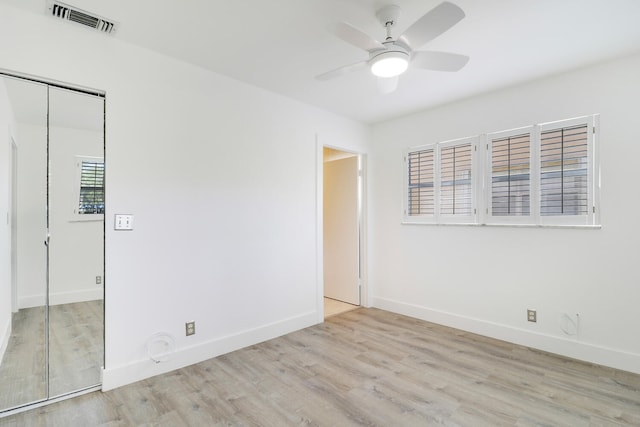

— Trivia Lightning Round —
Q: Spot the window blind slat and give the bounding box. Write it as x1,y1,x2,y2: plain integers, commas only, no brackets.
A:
78,160,105,215
491,133,530,217
440,143,472,215
541,125,588,216
407,149,434,215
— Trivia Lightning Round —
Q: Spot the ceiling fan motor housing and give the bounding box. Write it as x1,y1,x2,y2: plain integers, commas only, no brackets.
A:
376,4,402,28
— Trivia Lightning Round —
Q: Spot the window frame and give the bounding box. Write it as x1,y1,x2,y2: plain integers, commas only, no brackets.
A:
403,114,600,228
403,136,478,225
537,116,598,227
484,125,536,225
404,144,437,223
72,155,105,222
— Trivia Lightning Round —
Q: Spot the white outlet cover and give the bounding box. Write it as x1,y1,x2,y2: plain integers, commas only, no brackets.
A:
114,214,134,230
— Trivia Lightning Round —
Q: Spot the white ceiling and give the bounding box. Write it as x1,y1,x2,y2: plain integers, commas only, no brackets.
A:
4,0,640,124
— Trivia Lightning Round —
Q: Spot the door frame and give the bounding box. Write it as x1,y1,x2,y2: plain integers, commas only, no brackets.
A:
9,136,18,313
316,136,368,323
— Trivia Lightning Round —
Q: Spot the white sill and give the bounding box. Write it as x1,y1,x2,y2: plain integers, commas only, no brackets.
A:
401,221,602,230
69,214,104,223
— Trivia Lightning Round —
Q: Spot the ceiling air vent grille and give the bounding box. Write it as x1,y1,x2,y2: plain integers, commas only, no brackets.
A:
48,1,117,34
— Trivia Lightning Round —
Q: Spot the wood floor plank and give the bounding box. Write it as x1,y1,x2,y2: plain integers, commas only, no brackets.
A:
2,307,640,426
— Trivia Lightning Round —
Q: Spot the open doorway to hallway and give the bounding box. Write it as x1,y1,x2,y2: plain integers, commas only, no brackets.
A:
323,147,362,318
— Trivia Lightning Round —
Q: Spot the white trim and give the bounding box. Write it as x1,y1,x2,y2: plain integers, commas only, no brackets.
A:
372,296,640,375
0,317,10,366
593,114,601,225
0,68,105,97
0,385,100,418
315,135,324,324
102,310,317,391
317,137,369,310
18,287,102,308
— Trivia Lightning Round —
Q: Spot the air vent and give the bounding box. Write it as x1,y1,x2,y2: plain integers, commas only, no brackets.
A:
48,1,118,34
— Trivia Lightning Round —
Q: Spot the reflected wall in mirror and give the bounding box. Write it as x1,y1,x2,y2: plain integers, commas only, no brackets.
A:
0,76,48,410
48,87,104,397
0,74,105,412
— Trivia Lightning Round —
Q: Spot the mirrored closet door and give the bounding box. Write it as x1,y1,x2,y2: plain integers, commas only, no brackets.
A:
0,72,105,413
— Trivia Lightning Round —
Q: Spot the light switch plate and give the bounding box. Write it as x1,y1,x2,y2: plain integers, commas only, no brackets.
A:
114,214,134,230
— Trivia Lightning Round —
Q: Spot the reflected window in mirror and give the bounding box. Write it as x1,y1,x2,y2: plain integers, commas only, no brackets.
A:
74,156,104,220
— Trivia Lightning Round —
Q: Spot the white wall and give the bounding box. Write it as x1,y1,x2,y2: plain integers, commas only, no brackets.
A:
49,126,103,305
0,4,370,390
370,53,640,374
0,79,15,363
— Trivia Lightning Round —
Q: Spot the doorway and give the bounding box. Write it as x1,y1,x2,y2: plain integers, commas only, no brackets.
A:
323,147,363,318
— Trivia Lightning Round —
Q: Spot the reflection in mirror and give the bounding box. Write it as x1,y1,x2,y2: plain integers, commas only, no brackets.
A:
0,76,105,412
48,87,104,397
0,76,48,409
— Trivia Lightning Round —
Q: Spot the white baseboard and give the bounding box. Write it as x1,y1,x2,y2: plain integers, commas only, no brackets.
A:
102,310,318,391
0,317,11,366
18,287,103,308
49,288,103,306
372,296,640,375
17,294,45,309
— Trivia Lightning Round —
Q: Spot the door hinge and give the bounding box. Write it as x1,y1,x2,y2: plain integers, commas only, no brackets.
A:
593,126,596,134
593,206,596,213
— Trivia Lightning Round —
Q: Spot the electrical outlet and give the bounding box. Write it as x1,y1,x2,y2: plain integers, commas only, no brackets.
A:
527,309,537,323
96,275,102,285
185,321,195,336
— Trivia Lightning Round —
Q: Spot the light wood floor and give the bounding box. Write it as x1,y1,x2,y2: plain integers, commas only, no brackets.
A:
0,307,46,409
324,297,358,318
0,300,103,411
2,308,639,426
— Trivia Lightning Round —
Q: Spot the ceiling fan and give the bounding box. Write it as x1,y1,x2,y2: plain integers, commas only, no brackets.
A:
316,1,469,93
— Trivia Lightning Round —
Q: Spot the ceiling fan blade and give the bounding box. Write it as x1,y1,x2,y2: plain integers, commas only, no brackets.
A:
377,76,399,94
330,22,385,52
411,51,469,72
398,2,465,50
315,61,368,81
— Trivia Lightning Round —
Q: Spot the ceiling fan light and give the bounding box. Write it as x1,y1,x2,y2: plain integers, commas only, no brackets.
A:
370,51,409,78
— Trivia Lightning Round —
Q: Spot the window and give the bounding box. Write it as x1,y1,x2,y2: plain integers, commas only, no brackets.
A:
404,115,599,227
404,136,477,224
538,116,597,226
486,127,533,224
407,147,435,216
440,140,473,217
540,124,589,216
74,156,104,219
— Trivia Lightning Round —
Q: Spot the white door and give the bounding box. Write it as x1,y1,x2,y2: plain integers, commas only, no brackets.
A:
323,155,360,305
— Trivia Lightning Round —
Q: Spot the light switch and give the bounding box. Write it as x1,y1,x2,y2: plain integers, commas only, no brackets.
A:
114,214,134,230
